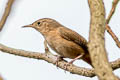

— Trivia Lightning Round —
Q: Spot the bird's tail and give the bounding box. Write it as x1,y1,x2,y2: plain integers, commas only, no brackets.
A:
82,53,93,67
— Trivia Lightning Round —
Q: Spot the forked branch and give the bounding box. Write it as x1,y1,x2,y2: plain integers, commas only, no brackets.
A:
106,0,120,48
0,0,14,31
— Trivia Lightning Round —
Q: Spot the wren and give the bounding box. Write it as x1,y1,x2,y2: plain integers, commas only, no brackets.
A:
23,18,92,66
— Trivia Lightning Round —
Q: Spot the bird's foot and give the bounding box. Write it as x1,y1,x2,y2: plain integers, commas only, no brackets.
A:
45,47,49,53
54,55,63,67
63,54,84,70
44,40,50,53
63,61,73,70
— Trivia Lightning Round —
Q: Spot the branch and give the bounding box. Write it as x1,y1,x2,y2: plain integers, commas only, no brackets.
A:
0,43,95,77
106,0,119,24
0,75,3,80
0,43,120,77
88,0,119,80
0,0,14,31
106,25,120,48
106,0,120,48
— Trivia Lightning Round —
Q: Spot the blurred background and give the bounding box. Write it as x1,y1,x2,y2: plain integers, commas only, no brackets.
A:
0,0,120,80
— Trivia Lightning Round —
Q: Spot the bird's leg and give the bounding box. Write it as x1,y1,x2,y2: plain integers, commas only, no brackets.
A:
54,55,64,67
44,40,49,53
64,53,84,69
69,54,84,64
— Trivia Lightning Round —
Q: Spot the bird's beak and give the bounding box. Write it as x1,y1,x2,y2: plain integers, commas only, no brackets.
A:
22,24,34,28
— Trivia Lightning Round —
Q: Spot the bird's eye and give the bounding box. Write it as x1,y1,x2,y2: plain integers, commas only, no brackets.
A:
37,22,41,25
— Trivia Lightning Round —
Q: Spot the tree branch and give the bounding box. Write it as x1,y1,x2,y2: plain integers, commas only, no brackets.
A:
0,0,14,31
106,0,120,48
106,24,120,48
0,75,3,80
106,0,119,24
0,43,120,77
88,0,119,80
0,0,119,79
0,43,95,77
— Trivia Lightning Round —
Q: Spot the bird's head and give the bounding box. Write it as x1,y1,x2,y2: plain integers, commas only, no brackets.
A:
23,18,61,35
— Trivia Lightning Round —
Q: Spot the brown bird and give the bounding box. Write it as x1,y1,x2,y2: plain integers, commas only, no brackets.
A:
23,18,92,67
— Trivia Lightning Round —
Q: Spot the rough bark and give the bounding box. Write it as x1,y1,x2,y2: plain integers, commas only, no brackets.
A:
0,43,120,77
88,0,119,80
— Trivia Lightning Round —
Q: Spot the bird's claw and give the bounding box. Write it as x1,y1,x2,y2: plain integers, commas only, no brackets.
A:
64,61,73,70
45,47,49,53
63,54,84,70
44,40,50,53
54,55,63,68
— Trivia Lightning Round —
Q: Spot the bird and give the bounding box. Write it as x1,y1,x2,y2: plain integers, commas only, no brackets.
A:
23,18,92,67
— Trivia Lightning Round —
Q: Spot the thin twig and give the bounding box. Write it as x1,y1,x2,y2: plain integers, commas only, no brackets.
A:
106,0,119,24
106,25,120,48
0,0,14,31
106,0,120,48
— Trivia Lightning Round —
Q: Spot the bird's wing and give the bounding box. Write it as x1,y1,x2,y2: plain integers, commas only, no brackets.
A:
58,27,88,50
